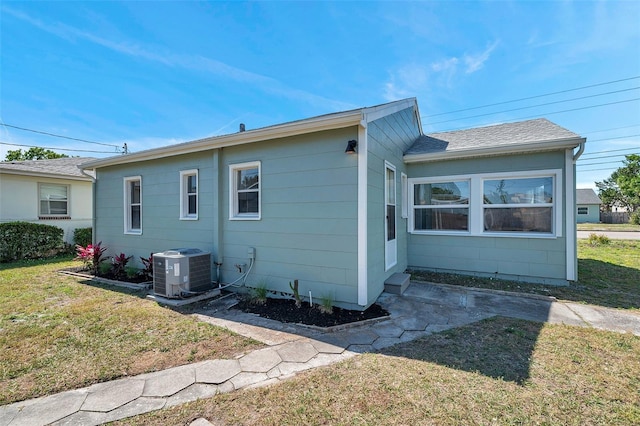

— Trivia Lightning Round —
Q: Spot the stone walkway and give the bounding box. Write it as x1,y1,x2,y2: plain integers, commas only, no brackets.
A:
2,282,639,426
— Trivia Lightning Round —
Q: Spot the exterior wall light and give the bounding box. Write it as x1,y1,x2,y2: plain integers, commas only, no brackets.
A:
345,140,357,154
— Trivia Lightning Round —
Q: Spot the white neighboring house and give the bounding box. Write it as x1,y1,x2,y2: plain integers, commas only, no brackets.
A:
0,157,95,243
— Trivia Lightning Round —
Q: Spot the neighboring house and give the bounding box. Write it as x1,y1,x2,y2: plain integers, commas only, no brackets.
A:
0,157,95,243
80,98,585,310
576,188,601,223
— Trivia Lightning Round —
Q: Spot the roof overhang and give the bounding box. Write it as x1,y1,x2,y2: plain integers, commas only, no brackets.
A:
403,136,586,164
81,97,419,171
0,168,93,181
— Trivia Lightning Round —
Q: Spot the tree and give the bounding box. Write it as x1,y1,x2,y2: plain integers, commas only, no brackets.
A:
4,147,68,161
596,154,640,216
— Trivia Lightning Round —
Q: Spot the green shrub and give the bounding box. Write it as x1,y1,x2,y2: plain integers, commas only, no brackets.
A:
588,233,610,246
0,221,65,262
630,211,640,225
73,227,92,247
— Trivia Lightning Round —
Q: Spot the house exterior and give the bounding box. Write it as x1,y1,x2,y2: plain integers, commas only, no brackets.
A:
576,188,601,223
0,157,95,243
80,98,585,310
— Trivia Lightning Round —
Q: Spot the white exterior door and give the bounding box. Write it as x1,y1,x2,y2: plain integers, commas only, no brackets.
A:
385,162,397,270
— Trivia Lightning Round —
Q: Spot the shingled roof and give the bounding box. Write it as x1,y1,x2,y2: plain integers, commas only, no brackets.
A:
0,157,96,180
405,118,585,162
576,188,602,205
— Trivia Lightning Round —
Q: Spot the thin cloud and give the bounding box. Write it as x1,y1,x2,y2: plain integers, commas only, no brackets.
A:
463,40,500,74
2,6,352,112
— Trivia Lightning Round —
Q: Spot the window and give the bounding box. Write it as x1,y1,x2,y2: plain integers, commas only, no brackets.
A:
39,183,69,217
180,170,198,220
229,161,260,220
412,180,470,231
577,207,588,215
124,176,142,234
409,170,561,237
483,177,553,233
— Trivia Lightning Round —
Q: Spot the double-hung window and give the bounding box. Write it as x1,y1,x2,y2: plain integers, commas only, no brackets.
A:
180,169,198,220
39,183,69,218
409,170,561,237
124,176,142,234
229,161,260,220
412,179,470,231
483,177,554,233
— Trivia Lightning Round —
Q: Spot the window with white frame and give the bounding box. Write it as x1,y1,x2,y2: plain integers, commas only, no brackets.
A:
180,169,198,220
39,183,69,217
124,176,142,234
229,161,260,220
412,179,470,231
409,170,561,237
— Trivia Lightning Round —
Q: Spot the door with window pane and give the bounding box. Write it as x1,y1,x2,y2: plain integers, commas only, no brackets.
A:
385,163,397,270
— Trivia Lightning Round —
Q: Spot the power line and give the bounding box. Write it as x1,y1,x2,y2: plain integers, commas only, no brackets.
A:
427,87,640,126
0,141,120,154
432,98,640,133
421,76,640,118
582,124,640,135
578,167,621,172
577,159,629,167
582,147,640,156
0,123,119,148
578,152,639,161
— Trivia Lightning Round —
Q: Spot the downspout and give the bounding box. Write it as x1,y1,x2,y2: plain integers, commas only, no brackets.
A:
80,168,97,246
573,141,585,161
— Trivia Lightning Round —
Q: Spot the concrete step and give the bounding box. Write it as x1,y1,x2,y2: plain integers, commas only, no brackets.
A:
384,273,411,295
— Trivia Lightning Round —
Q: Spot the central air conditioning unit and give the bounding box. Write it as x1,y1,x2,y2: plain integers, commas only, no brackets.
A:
153,248,212,298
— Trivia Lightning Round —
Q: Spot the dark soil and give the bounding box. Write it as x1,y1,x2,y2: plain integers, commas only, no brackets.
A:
61,266,151,284
233,297,389,328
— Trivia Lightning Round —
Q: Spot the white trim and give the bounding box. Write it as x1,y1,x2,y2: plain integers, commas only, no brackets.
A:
179,169,199,220
384,161,397,271
123,176,142,235
408,169,562,238
229,161,261,221
403,138,585,164
565,149,577,281
401,173,408,219
363,98,417,123
357,125,368,306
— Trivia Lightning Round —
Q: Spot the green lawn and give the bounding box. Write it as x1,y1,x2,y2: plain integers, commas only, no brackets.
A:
117,317,640,426
577,223,640,232
115,238,640,425
0,256,263,405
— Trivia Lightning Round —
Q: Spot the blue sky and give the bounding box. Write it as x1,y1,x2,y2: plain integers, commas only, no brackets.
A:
1,1,639,189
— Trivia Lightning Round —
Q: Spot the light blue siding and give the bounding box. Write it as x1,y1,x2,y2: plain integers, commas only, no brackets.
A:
406,151,570,285
366,106,422,305
576,204,600,223
94,127,363,308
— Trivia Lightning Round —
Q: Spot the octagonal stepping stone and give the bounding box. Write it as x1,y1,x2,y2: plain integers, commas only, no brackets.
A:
239,348,282,373
276,341,318,363
83,378,145,412
196,359,241,384
143,365,195,397
10,389,87,426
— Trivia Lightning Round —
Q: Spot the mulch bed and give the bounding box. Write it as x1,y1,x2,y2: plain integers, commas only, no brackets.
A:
232,297,389,328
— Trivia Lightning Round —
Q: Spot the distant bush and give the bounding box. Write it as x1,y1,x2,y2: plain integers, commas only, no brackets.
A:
588,233,611,246
630,211,640,225
0,221,65,262
73,227,92,247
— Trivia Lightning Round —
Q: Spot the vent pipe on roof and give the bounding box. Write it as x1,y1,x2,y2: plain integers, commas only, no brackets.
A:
239,123,246,132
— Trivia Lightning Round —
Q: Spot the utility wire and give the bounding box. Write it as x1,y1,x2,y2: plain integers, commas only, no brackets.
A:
583,134,640,144
582,124,640,135
578,152,639,161
578,167,621,172
0,123,119,148
421,76,640,118
0,141,120,154
431,98,640,133
427,87,639,126
581,147,640,156
577,159,630,167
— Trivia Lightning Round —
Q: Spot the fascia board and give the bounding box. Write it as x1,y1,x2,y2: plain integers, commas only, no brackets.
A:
363,98,417,123
81,111,363,170
403,137,586,164
0,169,93,181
